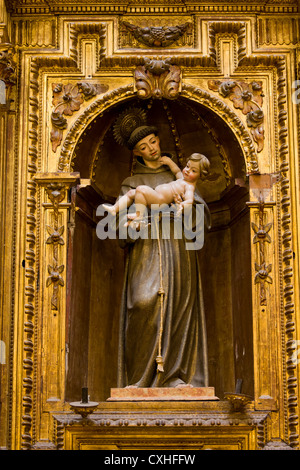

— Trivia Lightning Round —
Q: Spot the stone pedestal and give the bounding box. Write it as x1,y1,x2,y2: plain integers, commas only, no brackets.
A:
107,387,219,401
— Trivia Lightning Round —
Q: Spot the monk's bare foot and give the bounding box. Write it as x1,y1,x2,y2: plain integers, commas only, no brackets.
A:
175,383,193,388
125,384,138,389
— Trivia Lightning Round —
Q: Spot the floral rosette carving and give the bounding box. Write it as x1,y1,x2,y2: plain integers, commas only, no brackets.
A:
251,204,273,306
46,262,65,310
208,80,264,152
46,225,64,245
45,183,66,310
50,81,109,152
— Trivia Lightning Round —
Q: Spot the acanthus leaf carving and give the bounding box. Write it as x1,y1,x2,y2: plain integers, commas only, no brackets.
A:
77,82,109,100
246,109,264,153
50,111,68,153
134,58,181,100
208,79,265,152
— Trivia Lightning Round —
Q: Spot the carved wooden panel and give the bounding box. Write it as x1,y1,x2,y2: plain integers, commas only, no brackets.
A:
1,0,299,453
120,17,194,49
53,402,270,451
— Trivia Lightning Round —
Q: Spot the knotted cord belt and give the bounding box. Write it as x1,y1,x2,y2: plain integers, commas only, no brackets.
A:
142,210,179,374
154,214,165,374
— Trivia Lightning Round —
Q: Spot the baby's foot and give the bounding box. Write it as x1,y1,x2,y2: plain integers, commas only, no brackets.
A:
102,204,116,216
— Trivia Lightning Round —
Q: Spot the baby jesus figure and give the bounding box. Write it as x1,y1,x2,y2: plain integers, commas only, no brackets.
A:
103,153,210,223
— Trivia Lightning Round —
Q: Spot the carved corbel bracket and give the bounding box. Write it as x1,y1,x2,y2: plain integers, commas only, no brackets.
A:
34,172,80,310
134,57,181,100
208,79,264,153
50,81,109,152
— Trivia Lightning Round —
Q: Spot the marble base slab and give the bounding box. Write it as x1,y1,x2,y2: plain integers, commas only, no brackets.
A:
107,387,219,402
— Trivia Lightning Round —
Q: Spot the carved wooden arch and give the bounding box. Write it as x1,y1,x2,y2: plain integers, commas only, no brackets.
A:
58,82,259,175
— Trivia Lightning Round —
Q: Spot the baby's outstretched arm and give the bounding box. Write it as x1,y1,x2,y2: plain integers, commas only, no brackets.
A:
160,156,183,179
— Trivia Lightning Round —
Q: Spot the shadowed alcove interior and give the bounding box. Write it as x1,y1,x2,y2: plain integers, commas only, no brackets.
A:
65,96,254,402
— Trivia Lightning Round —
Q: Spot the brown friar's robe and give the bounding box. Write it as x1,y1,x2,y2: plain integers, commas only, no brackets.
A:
117,156,209,388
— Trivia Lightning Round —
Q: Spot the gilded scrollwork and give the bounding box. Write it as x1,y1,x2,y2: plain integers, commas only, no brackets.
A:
58,84,134,171
50,81,109,152
181,83,259,174
208,79,265,152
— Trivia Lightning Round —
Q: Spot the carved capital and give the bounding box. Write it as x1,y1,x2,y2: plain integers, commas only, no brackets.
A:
34,172,80,189
0,44,17,87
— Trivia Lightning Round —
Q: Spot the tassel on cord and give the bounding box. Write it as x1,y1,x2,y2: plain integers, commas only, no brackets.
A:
155,216,165,373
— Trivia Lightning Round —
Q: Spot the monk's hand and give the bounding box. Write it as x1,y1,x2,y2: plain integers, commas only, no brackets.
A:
159,155,172,166
173,192,183,204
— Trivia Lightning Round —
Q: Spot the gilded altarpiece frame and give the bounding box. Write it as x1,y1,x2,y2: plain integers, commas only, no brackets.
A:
1,2,300,451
